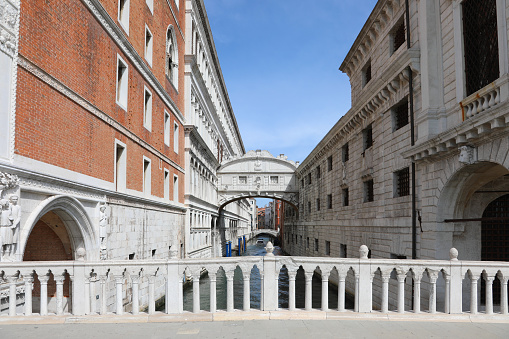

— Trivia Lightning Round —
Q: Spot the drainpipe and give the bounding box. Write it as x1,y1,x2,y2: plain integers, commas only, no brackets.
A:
406,0,417,260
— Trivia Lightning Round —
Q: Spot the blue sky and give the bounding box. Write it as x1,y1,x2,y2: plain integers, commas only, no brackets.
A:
205,0,378,208
205,0,378,163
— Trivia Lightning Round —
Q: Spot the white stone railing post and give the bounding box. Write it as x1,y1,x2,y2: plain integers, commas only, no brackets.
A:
243,272,251,311
99,275,107,315
22,273,34,316
381,272,390,313
192,273,200,313
7,274,18,316
89,275,96,314
165,261,182,314
225,269,235,312
412,270,423,314
84,277,91,315
428,271,438,314
444,274,451,314
357,245,372,313
72,259,87,316
288,270,297,311
262,242,278,311
449,248,462,314
304,271,313,311
483,273,494,315
114,275,123,315
338,270,347,312
39,274,50,316
397,270,406,313
469,272,478,315
148,275,156,315
131,275,140,315
321,272,330,312
499,274,509,315
55,275,65,315
209,272,217,313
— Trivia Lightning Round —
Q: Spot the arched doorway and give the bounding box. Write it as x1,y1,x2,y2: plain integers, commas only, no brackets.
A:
24,211,73,313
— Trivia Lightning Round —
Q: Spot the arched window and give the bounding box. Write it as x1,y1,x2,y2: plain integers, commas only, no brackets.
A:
166,26,178,88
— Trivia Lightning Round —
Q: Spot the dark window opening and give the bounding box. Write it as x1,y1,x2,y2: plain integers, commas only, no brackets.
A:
342,188,349,207
463,0,499,96
327,194,333,209
392,18,406,53
363,62,372,87
364,179,374,202
327,156,333,171
363,125,373,151
342,143,349,162
393,98,409,131
395,167,410,197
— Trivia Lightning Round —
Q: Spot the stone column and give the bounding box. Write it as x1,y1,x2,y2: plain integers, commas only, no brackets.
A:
192,274,200,313
304,271,313,311
165,261,182,314
338,273,346,312
55,275,65,315
262,244,278,311
397,271,406,313
226,270,235,312
148,275,156,315
114,275,124,315
444,274,451,314
484,274,494,315
243,272,251,311
321,272,330,312
84,277,91,315
89,276,96,314
131,276,140,315
381,273,390,313
288,270,297,311
428,271,438,314
23,274,34,316
469,273,478,315
500,276,509,315
100,275,107,315
7,274,18,316
39,275,50,316
209,272,217,313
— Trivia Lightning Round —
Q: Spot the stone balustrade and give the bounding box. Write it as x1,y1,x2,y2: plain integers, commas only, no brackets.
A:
1,245,509,318
461,80,503,121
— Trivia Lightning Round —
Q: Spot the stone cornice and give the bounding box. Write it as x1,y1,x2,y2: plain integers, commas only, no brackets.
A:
299,50,419,175
193,0,245,154
19,55,185,174
80,0,185,125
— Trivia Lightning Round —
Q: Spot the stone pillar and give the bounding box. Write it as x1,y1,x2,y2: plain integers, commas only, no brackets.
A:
23,274,34,316
304,271,313,311
381,273,390,313
100,275,107,315
55,275,65,315
397,271,406,313
114,275,123,315
148,275,156,315
444,274,451,314
338,272,346,312
428,271,438,314
7,274,18,316
243,272,251,311
209,272,217,313
226,270,235,312
321,273,329,312
39,275,50,316
262,244,278,311
500,276,509,315
192,274,200,313
166,261,182,314
469,273,478,315
288,270,297,311
483,273,494,315
131,276,140,315
84,278,90,315
449,251,463,314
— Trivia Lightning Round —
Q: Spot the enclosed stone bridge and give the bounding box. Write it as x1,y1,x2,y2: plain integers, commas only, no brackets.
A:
253,229,279,238
217,150,299,210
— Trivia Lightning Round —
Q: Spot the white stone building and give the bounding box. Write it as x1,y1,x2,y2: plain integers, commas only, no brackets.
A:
283,0,509,310
184,0,252,258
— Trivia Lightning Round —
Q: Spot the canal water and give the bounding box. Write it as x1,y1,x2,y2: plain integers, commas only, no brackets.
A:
181,237,354,311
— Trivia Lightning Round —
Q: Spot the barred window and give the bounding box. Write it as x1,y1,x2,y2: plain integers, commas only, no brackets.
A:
364,179,374,202
342,188,349,207
327,155,333,171
327,194,333,209
342,143,349,162
395,167,410,197
340,243,347,258
391,17,406,54
362,61,372,87
363,125,373,150
462,0,499,96
393,98,409,131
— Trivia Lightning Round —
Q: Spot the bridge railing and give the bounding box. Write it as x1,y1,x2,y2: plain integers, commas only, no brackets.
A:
1,245,508,317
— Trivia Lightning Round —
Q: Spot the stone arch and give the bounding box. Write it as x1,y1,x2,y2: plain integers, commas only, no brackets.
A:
166,24,179,88
20,195,97,261
435,161,509,260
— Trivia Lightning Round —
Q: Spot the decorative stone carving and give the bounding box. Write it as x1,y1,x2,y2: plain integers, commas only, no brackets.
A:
98,203,109,260
76,247,86,261
458,145,477,165
359,245,369,259
0,0,19,58
0,172,19,198
449,247,459,261
265,241,274,256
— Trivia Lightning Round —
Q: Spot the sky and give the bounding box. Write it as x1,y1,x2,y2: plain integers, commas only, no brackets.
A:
204,0,378,207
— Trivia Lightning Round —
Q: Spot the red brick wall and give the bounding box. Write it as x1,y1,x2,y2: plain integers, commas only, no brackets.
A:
16,0,185,201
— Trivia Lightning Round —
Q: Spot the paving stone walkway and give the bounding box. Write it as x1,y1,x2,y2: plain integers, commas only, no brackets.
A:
2,318,509,339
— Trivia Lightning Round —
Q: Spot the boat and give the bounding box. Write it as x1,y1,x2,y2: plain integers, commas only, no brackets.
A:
256,239,264,246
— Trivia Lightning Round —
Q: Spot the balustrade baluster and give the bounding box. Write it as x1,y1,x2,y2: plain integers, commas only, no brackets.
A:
484,274,494,315
500,276,509,315
100,276,107,315
354,273,360,312
495,87,501,104
209,273,217,313
23,274,33,316
178,274,184,313
192,274,200,313
131,276,139,315
338,274,346,312
90,276,96,314
321,273,329,312
428,272,438,314
288,271,297,311
469,274,478,314
8,274,18,316
226,270,235,312
444,275,450,314
482,96,489,110
55,275,65,315
149,275,156,314
114,275,123,315
397,272,406,313
39,275,50,316
304,272,313,311
243,272,250,311
381,274,390,313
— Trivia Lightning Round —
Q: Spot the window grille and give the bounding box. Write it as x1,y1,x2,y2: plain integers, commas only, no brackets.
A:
393,19,406,52
393,98,409,131
364,179,374,202
462,0,499,96
395,167,410,197
342,143,349,162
